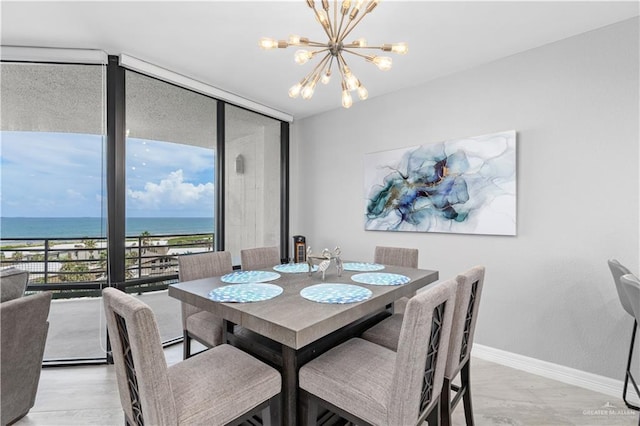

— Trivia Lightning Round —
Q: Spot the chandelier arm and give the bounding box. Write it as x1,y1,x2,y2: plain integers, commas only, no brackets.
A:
336,12,347,41
339,9,372,42
334,0,338,39
311,5,334,39
341,49,371,60
309,52,333,81
342,44,383,49
307,41,331,47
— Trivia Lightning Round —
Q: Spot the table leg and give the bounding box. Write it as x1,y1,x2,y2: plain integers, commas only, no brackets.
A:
281,345,299,426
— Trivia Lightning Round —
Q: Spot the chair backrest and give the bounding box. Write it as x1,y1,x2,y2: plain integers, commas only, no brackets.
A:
178,251,233,282
1,291,51,426
374,246,419,268
608,259,635,317
0,267,29,302
103,287,176,426
240,246,281,270
446,266,485,379
621,274,640,323
388,278,457,425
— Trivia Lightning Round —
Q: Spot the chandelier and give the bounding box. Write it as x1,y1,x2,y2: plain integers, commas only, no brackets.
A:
259,0,408,108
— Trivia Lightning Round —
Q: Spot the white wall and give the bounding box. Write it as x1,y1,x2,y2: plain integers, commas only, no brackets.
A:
290,18,639,380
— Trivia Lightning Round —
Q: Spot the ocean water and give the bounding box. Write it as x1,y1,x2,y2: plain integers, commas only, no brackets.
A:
0,217,214,239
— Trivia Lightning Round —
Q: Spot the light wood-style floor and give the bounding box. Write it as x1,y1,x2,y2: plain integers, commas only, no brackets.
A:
14,344,640,426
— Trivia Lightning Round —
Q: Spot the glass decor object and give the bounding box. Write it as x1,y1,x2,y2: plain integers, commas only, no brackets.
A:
307,246,343,280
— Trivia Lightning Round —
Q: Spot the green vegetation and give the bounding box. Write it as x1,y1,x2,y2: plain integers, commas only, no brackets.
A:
168,234,214,246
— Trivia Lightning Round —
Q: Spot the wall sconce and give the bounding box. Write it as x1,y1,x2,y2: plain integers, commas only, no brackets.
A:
235,154,244,174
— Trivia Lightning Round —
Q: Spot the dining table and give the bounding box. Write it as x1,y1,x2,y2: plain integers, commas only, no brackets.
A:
168,261,438,426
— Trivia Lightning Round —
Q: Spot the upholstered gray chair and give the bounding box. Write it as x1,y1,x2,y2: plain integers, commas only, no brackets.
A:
1,291,52,425
240,246,281,270
621,274,640,323
103,287,281,426
609,259,640,410
178,251,233,359
361,266,486,426
299,278,457,426
0,267,29,302
374,246,419,314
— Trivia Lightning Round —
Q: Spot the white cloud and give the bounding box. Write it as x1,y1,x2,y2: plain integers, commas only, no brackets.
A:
127,169,214,210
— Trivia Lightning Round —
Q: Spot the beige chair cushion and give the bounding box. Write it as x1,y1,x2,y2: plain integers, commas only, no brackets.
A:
185,310,224,347
301,279,457,425
360,313,403,352
103,288,281,425
299,338,395,425
169,344,281,425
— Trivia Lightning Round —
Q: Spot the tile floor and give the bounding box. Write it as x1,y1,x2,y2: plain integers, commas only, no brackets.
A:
15,344,640,426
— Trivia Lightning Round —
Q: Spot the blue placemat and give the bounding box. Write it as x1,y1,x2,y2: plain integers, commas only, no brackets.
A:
351,272,411,286
273,263,318,273
300,283,372,304
209,283,283,303
342,262,385,272
221,270,281,284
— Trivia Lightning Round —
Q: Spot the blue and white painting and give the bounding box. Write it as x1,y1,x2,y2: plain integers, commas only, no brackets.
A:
364,131,516,236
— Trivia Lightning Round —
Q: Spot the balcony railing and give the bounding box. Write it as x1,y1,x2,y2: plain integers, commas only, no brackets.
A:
0,232,215,295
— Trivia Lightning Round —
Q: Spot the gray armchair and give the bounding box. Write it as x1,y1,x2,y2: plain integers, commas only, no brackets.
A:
1,291,52,425
0,267,29,302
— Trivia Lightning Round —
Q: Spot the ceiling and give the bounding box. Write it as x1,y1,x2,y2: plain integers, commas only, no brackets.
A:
1,1,638,120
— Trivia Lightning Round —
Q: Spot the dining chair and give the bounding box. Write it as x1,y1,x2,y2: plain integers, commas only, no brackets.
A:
299,278,457,426
361,266,486,426
0,267,29,302
103,287,281,426
374,246,419,314
178,251,233,359
240,246,281,270
1,291,52,425
609,259,640,410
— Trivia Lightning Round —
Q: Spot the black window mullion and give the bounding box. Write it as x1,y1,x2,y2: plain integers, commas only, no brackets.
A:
216,101,225,252
280,121,290,263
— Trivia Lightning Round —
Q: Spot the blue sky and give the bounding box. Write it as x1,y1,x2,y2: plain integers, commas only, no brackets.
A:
1,131,215,217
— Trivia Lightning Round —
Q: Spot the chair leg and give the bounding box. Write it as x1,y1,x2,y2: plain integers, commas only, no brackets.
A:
440,377,452,426
268,395,281,426
305,392,318,426
183,331,191,360
623,320,640,411
461,361,475,426
426,399,440,426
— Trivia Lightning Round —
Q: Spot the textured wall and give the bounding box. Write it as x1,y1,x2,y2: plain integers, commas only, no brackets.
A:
290,18,639,379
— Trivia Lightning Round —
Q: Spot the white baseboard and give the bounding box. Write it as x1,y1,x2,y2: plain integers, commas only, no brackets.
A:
472,344,640,406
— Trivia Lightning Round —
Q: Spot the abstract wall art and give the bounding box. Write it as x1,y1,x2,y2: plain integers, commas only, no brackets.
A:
364,131,516,236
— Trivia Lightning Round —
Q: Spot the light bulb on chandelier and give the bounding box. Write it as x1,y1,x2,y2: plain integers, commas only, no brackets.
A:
259,0,408,108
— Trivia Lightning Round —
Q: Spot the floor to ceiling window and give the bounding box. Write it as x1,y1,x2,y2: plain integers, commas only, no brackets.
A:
0,61,108,361
224,105,283,265
124,70,217,343
0,50,289,364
